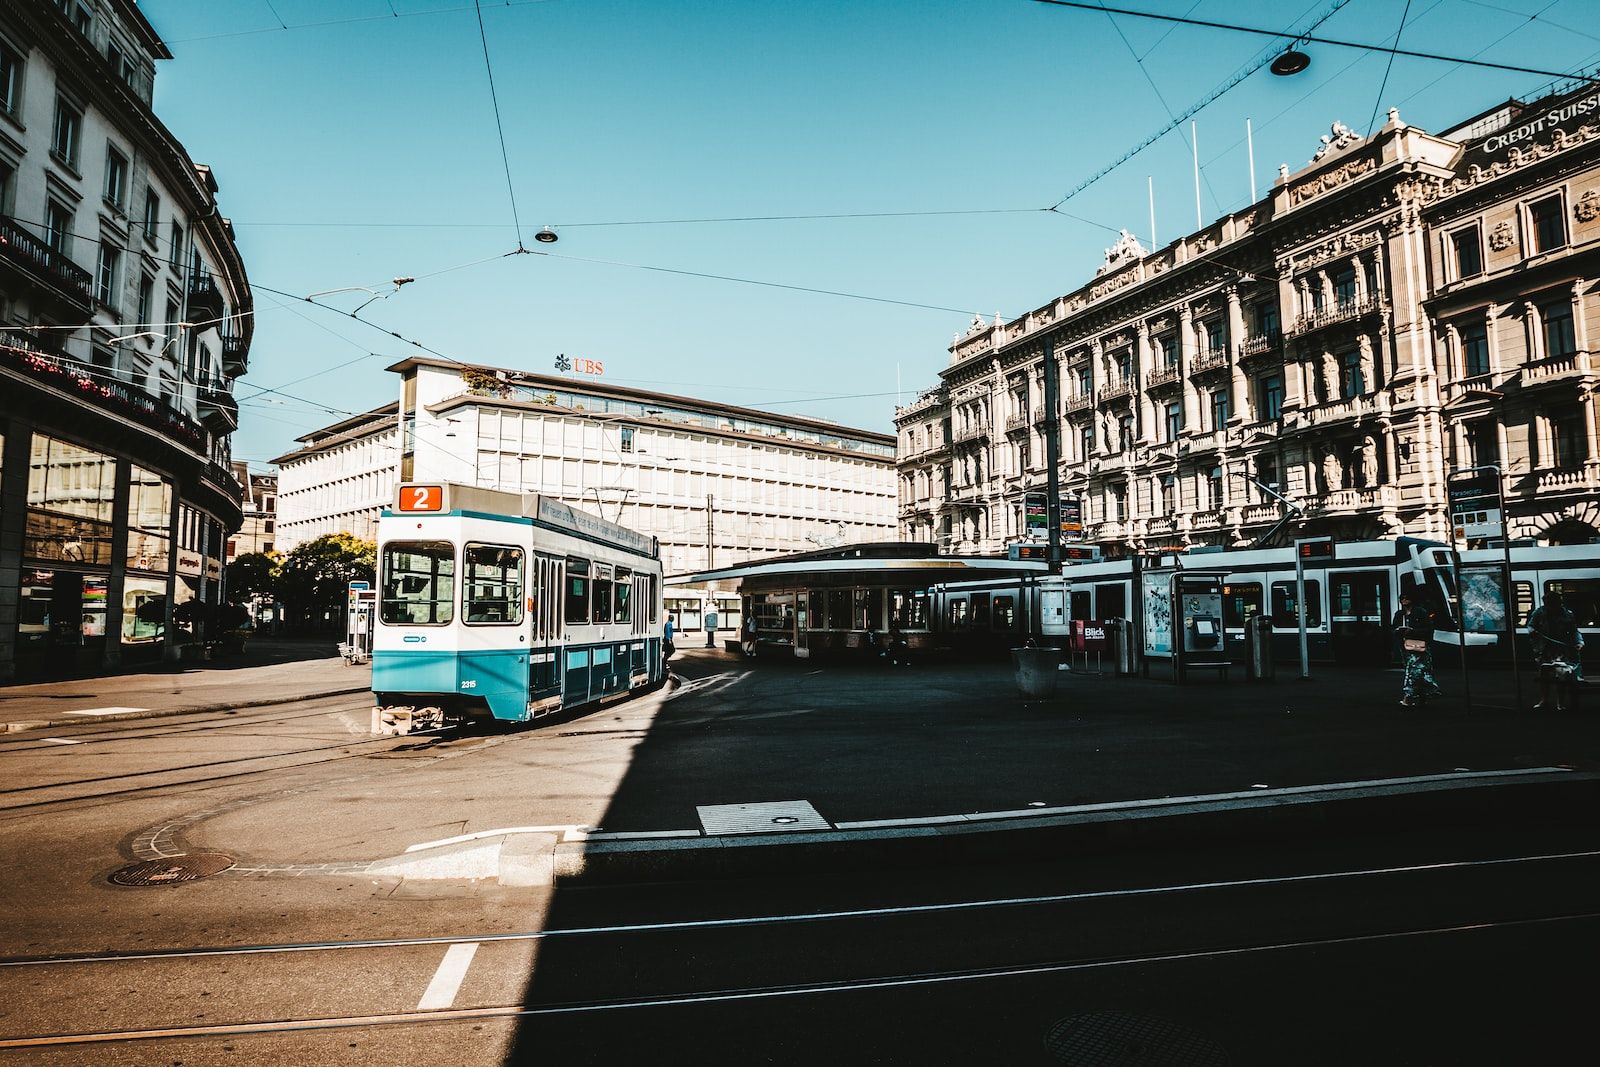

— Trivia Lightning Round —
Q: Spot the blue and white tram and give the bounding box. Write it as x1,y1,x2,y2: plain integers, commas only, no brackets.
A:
371,483,666,734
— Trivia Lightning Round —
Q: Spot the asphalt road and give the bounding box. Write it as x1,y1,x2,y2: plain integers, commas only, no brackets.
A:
2,653,1596,1063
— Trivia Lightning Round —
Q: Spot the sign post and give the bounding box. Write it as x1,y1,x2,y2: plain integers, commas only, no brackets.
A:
1448,465,1518,711
1293,537,1333,680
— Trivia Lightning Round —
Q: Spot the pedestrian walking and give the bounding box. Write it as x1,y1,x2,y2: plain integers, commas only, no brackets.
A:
704,607,718,648
663,616,675,660
1393,590,1441,708
1530,590,1584,712
742,611,758,658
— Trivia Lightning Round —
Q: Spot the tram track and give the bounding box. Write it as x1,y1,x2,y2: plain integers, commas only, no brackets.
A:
0,697,374,748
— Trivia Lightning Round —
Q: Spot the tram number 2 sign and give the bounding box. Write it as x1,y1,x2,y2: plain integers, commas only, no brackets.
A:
397,485,445,513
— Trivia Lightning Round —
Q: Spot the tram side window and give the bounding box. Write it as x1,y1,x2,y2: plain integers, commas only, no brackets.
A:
948,598,969,629
1069,591,1091,622
994,595,1016,630
807,591,825,630
890,589,928,630
593,565,614,624
381,541,454,626
827,589,850,629
1546,579,1600,626
971,593,991,629
614,567,632,624
1514,581,1533,627
1223,583,1263,626
565,558,590,625
463,544,524,625
1271,580,1322,628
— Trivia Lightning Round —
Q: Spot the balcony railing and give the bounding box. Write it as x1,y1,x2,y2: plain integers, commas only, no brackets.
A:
1238,330,1282,359
0,328,204,451
1098,379,1133,404
203,459,245,505
1064,395,1093,415
1318,486,1398,514
197,378,240,433
1314,392,1379,423
0,214,93,310
1533,463,1600,494
1190,349,1229,376
1239,503,1282,525
189,271,225,323
222,333,249,378
1005,411,1029,431
953,423,990,444
1522,350,1593,388
1289,297,1383,338
1146,364,1180,389
1143,515,1180,537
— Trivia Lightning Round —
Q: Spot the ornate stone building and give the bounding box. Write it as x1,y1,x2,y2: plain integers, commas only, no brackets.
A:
897,86,1600,555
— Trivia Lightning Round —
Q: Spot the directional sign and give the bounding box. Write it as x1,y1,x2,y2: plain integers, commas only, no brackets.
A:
1024,492,1047,532
1447,470,1500,509
1060,494,1083,539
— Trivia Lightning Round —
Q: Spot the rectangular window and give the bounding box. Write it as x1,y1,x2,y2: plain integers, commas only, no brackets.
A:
1531,196,1566,254
1159,334,1177,368
1210,389,1229,430
1552,406,1586,469
1542,299,1577,358
1165,401,1182,442
463,543,524,625
1461,321,1490,376
51,95,81,167
620,426,635,453
1260,374,1284,420
1340,351,1364,398
169,221,184,270
1546,579,1600,627
95,242,120,308
0,158,13,216
1204,319,1225,353
104,146,128,210
45,200,72,256
614,566,632,623
380,541,455,626
1465,418,1499,468
1333,268,1357,305
1254,302,1279,337
564,557,590,624
1080,425,1094,459
592,565,614,624
1223,582,1263,626
143,188,160,237
1271,579,1322,628
1452,227,1483,278
0,39,21,117
1206,467,1224,509
136,274,153,327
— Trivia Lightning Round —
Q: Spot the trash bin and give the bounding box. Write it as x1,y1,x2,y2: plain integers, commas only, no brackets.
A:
1246,615,1275,681
1011,644,1062,698
1111,618,1140,676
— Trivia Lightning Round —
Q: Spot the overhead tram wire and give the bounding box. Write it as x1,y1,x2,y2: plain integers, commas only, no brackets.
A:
165,0,561,45
471,0,528,251
1042,0,1355,212
1031,1,1600,82
1365,0,1414,137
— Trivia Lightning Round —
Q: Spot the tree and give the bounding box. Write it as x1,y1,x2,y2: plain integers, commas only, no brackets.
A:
275,533,376,630
226,551,280,603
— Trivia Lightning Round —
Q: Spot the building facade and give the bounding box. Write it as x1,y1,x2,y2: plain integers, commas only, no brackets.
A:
274,360,898,575
898,88,1600,556
0,1,252,678
226,463,275,558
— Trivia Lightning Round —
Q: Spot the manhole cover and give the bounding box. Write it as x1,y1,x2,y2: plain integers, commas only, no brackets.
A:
110,854,234,887
1044,1012,1228,1066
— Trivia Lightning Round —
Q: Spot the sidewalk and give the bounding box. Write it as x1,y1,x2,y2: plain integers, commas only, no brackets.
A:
0,637,371,732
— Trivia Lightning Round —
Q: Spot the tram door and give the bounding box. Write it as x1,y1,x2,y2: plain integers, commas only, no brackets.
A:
1329,570,1390,666
531,555,562,706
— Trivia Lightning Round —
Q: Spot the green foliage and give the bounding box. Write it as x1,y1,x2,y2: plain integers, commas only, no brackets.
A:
226,551,281,602
275,533,377,628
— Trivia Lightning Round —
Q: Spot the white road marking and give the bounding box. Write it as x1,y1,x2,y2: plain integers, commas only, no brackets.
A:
405,826,584,853
41,738,83,745
416,942,478,1010
65,707,148,717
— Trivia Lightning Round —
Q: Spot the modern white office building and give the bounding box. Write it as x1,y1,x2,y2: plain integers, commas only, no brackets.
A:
274,359,898,576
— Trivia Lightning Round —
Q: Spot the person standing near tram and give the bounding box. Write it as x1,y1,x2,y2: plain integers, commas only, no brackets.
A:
1393,589,1442,708
1530,590,1583,711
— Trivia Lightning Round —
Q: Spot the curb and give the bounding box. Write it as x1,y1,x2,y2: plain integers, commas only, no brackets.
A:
549,769,1600,886
0,687,373,733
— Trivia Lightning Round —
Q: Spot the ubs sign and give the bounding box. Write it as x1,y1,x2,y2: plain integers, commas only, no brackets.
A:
1477,88,1600,161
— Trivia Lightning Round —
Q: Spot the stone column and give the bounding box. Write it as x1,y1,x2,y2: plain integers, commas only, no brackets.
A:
1573,280,1590,361
1584,393,1600,466
1136,321,1156,442
1226,287,1249,422
1179,307,1199,431
1352,254,1367,302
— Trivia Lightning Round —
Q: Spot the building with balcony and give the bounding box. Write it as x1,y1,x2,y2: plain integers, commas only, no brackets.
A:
274,359,898,575
896,86,1600,556
226,463,276,559
0,1,252,678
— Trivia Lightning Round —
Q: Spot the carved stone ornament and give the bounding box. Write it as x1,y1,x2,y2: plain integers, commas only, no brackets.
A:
1290,156,1376,205
1311,120,1361,163
1096,229,1149,278
1576,189,1600,223
1488,220,1515,251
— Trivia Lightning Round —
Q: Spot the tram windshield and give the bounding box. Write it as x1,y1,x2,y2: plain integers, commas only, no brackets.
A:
381,541,456,625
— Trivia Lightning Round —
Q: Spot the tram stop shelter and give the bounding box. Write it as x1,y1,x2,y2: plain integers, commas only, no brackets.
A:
668,542,1043,658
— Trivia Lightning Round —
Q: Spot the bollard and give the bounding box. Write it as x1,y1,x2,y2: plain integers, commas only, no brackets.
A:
1246,615,1276,681
1011,644,1063,698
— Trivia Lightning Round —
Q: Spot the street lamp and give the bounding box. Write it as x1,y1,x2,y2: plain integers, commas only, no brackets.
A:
1270,47,1311,76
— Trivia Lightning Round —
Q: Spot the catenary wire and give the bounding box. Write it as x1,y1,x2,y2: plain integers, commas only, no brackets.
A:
1365,0,1415,136
471,0,527,249
164,0,561,45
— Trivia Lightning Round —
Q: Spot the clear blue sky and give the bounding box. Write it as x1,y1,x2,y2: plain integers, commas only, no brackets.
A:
139,0,1600,467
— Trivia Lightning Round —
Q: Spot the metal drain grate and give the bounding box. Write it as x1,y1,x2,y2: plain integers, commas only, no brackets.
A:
1044,1011,1229,1066
110,854,234,887
697,800,829,835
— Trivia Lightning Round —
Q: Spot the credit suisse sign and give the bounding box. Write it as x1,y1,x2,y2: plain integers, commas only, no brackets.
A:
1477,88,1600,161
